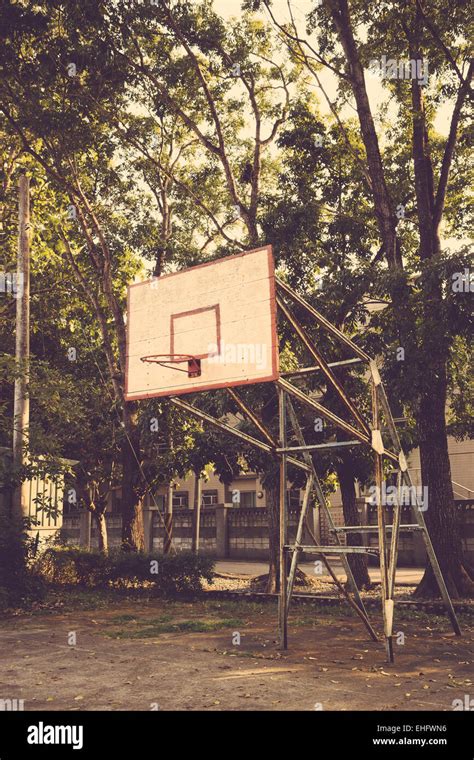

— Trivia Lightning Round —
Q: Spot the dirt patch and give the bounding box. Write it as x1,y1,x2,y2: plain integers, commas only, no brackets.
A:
206,572,421,598
0,592,472,711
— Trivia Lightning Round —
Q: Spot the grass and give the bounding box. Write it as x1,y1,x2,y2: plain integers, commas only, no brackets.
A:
107,617,245,639
204,599,276,616
3,586,470,630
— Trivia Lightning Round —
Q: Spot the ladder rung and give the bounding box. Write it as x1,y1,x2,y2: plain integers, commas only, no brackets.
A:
285,544,380,556
277,440,361,453
331,524,421,533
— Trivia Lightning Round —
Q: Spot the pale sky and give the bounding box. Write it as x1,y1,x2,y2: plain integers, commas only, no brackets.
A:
213,0,455,138
212,0,467,251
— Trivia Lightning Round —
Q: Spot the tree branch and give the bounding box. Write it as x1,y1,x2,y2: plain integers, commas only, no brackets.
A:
434,58,474,231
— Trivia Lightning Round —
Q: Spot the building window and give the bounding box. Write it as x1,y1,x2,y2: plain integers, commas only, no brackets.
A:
288,489,301,509
173,491,189,508
145,492,165,510
239,491,256,508
202,489,218,507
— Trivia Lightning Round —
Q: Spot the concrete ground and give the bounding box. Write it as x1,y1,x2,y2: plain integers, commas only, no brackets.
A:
215,560,423,585
1,594,471,711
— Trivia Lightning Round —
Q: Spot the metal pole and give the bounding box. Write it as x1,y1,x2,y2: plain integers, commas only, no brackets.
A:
372,380,394,662
277,440,361,454
281,358,363,379
387,470,402,599
278,388,288,650
226,387,277,446
164,483,173,555
192,472,202,554
12,174,30,521
286,474,314,604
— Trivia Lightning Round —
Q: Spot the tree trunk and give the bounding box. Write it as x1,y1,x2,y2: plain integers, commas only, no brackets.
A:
414,364,474,598
94,510,108,554
409,60,473,597
323,0,473,600
328,0,400,270
265,473,280,593
120,424,144,552
337,461,372,590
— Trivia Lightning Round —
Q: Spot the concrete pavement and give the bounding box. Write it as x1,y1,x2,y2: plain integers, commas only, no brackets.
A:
215,559,423,585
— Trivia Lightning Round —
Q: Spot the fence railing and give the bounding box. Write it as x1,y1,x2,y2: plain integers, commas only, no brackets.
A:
60,500,474,564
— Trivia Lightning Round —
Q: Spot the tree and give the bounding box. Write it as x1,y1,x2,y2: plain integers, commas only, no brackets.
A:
264,0,474,597
0,0,295,552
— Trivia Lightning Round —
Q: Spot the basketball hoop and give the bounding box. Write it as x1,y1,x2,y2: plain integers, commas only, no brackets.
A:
140,354,202,378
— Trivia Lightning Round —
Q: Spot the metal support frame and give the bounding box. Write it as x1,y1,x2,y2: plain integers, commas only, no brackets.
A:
226,387,277,447
332,524,421,533
387,470,402,600
278,388,288,650
276,278,371,362
281,358,363,379
277,440,361,454
372,378,394,662
376,383,461,636
277,377,370,444
274,283,460,660
164,273,460,664
276,295,370,436
286,472,314,604
286,545,380,556
285,398,378,642
170,395,311,473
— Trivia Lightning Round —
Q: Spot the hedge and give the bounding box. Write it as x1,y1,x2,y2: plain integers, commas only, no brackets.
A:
36,547,215,597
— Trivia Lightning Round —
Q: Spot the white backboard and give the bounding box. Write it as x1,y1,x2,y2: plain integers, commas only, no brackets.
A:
125,246,279,399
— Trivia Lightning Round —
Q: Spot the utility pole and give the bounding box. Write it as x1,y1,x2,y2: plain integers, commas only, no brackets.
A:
12,173,30,521
192,471,202,554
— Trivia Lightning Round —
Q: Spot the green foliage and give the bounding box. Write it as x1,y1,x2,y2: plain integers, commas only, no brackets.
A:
36,547,215,598
0,513,45,609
